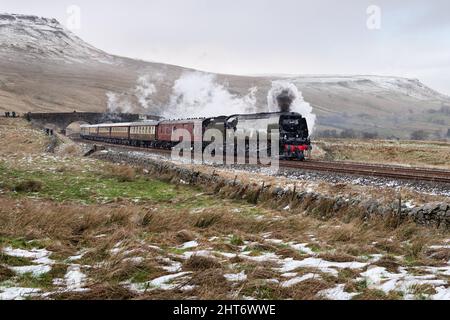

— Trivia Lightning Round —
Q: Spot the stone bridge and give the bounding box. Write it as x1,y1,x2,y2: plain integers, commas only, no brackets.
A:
24,112,160,131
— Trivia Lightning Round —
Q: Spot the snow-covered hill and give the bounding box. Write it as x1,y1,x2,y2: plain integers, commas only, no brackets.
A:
0,13,449,138
0,14,114,64
291,75,448,101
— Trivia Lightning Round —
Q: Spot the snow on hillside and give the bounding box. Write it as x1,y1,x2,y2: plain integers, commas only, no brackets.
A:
0,13,114,64
290,75,449,101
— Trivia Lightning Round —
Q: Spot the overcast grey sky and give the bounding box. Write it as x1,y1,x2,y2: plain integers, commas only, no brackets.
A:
2,0,450,94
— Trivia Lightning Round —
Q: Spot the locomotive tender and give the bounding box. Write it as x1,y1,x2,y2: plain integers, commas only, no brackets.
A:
80,112,311,160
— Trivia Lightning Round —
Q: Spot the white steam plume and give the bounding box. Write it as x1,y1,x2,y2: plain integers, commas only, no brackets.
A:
267,81,316,132
135,74,157,110
106,74,161,114
106,91,134,113
163,72,258,119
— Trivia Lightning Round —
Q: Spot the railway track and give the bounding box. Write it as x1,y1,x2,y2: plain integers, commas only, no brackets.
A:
76,139,450,184
280,160,450,184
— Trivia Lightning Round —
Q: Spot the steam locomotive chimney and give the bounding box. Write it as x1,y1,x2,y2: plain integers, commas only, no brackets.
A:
276,89,294,112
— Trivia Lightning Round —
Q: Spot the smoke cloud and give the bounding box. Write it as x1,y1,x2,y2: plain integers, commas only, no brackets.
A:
267,81,316,132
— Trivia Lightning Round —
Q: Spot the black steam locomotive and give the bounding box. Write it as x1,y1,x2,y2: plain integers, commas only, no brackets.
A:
81,111,311,160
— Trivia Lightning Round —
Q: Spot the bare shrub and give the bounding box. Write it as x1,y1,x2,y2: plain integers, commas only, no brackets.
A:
14,180,43,192
340,129,358,139
410,130,429,141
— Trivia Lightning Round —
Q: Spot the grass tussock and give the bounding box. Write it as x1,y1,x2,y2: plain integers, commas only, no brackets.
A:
183,255,222,271
51,284,138,300
162,268,231,299
373,256,401,273
175,230,195,243
104,164,137,182
58,143,80,157
0,264,15,282
353,289,404,300
194,212,222,229
286,279,333,300
13,180,43,193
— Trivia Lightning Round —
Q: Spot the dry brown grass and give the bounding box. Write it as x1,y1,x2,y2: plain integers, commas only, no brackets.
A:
103,164,136,182
0,265,15,282
318,252,361,263
0,188,447,300
314,138,450,169
373,256,401,273
248,266,279,281
426,248,450,263
409,283,438,296
51,284,138,300
57,143,80,156
275,247,305,260
1,119,448,301
193,212,223,229
352,288,404,300
189,274,232,299
183,255,222,271
286,279,334,300
0,118,49,155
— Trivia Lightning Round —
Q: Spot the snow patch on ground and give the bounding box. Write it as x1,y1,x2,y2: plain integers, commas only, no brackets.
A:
179,241,199,250
281,273,319,287
224,271,247,282
159,257,183,273
361,266,448,295
9,264,52,277
3,247,50,260
127,272,193,292
277,257,367,275
65,265,87,291
2,246,55,277
0,287,41,300
318,284,357,300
